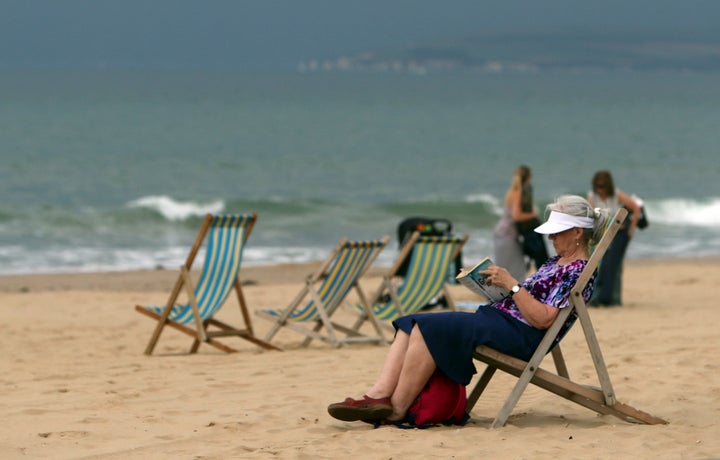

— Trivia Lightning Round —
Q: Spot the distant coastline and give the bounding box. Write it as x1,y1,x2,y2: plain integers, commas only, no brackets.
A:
298,31,720,75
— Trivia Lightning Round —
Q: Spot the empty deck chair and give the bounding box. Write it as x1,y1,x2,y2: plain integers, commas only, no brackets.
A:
135,213,279,354
348,232,468,338
465,208,667,427
256,236,389,348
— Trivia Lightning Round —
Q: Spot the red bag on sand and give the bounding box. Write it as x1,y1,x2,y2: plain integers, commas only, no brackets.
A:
402,370,468,428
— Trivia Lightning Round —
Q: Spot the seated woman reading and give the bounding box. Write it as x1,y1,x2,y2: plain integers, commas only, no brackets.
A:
328,195,610,424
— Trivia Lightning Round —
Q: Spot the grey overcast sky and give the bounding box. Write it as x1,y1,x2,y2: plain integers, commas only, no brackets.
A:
2,0,719,72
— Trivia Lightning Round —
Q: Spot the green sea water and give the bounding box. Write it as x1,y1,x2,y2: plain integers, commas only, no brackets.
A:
1,71,719,274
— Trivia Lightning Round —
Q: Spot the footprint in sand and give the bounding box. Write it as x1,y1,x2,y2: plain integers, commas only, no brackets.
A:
37,430,89,439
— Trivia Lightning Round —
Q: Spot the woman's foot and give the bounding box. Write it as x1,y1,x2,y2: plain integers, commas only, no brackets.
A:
328,395,393,422
386,412,405,422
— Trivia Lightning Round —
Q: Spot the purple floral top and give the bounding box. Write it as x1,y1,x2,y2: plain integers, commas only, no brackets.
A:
492,256,595,341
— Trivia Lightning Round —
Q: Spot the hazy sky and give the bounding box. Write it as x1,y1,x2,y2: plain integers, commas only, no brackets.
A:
2,0,719,72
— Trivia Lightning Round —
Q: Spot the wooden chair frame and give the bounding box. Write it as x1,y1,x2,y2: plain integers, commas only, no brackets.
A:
256,237,390,348
135,213,280,354
466,208,667,427
346,231,468,340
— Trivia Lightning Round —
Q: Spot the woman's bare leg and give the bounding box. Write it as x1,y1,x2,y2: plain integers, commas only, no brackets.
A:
388,324,436,420
365,330,410,399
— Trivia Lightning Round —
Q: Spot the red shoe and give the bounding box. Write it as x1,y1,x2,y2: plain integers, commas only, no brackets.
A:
328,395,393,422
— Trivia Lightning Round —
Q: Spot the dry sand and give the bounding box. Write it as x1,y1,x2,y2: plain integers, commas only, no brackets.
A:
2,258,719,459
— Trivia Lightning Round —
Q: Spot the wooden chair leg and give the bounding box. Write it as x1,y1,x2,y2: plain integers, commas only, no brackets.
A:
135,306,238,353
466,365,497,412
551,346,569,379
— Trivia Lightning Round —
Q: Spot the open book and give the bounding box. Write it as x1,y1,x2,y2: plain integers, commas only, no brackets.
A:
455,257,510,302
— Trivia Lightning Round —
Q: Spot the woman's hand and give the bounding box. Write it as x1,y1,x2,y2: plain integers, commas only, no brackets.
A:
480,265,518,291
482,265,559,329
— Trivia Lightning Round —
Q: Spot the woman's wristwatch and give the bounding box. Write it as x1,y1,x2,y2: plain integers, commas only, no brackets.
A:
510,284,522,297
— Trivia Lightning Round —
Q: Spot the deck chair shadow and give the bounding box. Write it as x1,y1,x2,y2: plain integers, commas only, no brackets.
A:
135,213,280,354
346,232,469,340
255,236,389,348
465,208,667,427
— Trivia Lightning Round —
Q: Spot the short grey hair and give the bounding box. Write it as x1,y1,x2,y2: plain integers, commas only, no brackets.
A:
546,195,611,245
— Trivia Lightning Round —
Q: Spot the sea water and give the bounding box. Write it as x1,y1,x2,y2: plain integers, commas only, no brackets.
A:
1,71,719,274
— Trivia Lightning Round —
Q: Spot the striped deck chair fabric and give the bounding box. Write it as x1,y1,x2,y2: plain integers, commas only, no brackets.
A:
350,232,468,336
256,236,389,348
135,213,279,354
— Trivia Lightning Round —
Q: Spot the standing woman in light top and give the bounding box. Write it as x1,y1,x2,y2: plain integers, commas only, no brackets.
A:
493,166,531,282
587,170,641,307
327,195,610,425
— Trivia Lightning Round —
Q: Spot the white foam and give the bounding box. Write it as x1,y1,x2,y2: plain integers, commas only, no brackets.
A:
646,198,720,227
464,193,498,205
463,193,502,215
126,195,225,221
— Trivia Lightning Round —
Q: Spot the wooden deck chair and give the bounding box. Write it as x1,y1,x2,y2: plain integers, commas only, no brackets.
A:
135,213,280,354
465,208,667,427
255,236,390,348
345,232,469,338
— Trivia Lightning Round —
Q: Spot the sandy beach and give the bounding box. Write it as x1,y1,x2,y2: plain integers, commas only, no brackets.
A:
2,258,720,459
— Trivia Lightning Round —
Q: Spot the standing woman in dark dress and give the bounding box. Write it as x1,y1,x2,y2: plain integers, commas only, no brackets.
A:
587,170,641,306
328,195,610,424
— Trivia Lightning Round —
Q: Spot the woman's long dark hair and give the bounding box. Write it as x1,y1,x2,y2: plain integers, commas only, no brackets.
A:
592,170,616,197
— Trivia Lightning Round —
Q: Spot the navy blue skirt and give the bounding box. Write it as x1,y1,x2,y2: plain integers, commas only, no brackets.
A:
392,306,546,386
